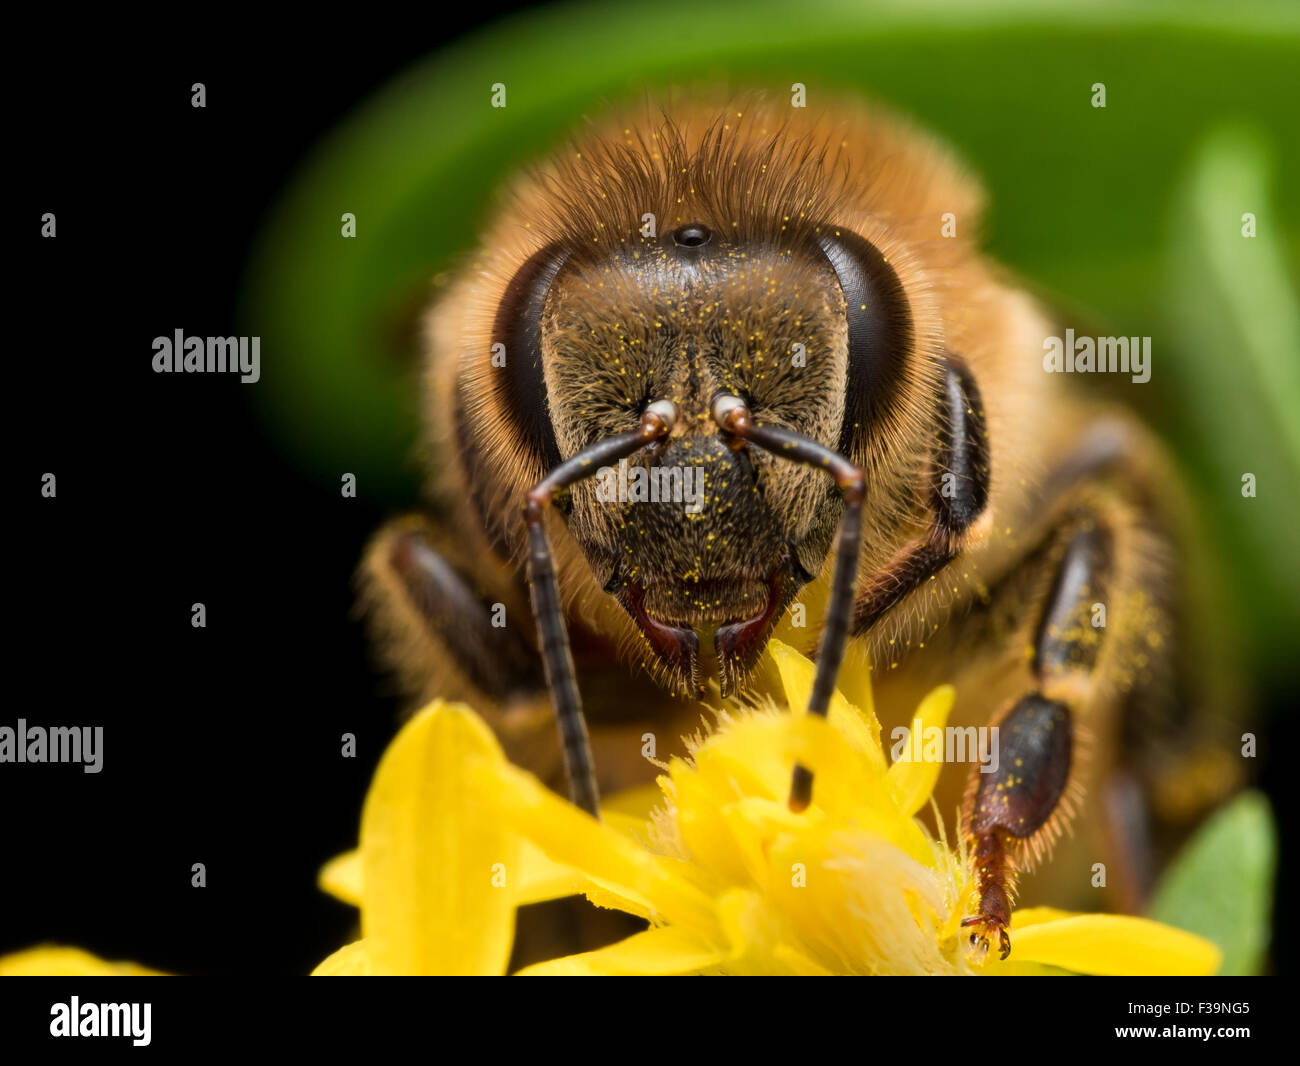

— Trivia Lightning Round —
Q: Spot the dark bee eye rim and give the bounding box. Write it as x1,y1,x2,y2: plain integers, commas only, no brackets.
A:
492,240,571,474
812,226,914,459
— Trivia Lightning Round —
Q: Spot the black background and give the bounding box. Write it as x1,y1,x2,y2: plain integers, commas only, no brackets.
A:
10,9,532,976
9,9,1293,977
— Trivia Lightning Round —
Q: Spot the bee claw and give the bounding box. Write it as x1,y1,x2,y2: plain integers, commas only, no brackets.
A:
961,915,1011,961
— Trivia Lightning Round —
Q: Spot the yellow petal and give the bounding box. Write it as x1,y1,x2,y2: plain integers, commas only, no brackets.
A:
1010,906,1075,929
669,764,759,886
770,575,829,655
767,639,886,775
981,959,1067,976
785,713,933,862
360,700,518,975
885,685,956,817
600,782,666,828
515,927,723,975
715,886,767,959
312,940,373,976
580,875,657,923
327,838,590,910
773,945,836,976
837,644,876,722
685,724,792,807
516,838,588,906
0,946,164,976
497,785,665,908
313,761,670,917
480,759,716,937
322,832,607,911
715,886,831,975
1011,913,1222,976
685,708,896,834
318,849,361,907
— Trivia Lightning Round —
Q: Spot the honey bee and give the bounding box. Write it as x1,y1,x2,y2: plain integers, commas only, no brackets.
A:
361,93,1237,959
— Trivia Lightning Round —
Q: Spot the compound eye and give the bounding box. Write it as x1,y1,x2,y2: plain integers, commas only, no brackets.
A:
493,240,570,474
814,226,912,458
671,223,712,248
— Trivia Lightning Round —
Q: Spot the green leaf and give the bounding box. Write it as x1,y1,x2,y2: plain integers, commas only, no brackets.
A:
1161,125,1300,662
1147,791,1276,975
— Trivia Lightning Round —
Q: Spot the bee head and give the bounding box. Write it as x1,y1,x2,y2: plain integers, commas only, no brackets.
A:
510,216,910,694
444,99,958,696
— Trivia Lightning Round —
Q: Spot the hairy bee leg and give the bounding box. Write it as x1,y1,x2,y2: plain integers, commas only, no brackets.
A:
361,515,541,704
523,403,676,817
961,521,1112,959
853,354,990,633
709,393,866,813
962,694,1073,959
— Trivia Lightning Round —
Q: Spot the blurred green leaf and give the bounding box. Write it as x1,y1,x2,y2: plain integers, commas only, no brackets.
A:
1148,791,1276,975
241,0,1300,501
1161,124,1300,661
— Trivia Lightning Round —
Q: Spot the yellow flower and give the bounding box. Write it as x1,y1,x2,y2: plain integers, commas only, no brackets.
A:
0,946,163,976
315,639,1221,976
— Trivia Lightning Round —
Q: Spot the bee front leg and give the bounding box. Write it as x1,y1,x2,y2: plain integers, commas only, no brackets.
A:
961,518,1114,960
360,514,543,709
852,353,991,634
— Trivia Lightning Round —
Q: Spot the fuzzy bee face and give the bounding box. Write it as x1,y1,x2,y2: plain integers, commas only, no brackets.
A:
541,233,854,694
436,96,964,698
